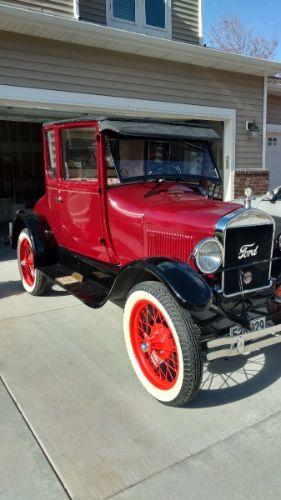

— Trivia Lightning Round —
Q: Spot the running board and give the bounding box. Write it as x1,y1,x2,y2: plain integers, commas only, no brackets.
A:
206,324,281,361
41,263,115,308
39,247,118,308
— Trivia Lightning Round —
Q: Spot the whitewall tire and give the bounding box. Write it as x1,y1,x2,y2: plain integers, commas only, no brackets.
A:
17,228,47,296
123,281,202,407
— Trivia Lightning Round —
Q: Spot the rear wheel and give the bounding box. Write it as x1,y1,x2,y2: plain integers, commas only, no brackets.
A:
17,228,47,295
123,281,202,407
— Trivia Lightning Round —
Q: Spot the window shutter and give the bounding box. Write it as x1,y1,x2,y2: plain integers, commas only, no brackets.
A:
112,0,136,22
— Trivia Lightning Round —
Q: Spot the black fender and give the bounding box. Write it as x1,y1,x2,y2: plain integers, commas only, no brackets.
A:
11,210,57,267
109,258,212,310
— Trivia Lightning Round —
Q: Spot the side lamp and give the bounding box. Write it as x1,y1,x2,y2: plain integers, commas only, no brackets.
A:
246,121,260,139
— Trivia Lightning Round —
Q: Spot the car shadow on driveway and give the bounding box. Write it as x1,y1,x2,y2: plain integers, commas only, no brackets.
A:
0,247,16,261
0,280,69,299
0,280,24,298
189,345,281,408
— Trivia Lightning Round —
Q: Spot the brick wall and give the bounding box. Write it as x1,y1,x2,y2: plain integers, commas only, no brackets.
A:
234,170,269,198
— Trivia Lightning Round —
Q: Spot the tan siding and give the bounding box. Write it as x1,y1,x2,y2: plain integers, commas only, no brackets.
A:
172,0,199,44
79,0,106,24
267,94,281,125
0,0,73,16
0,31,263,170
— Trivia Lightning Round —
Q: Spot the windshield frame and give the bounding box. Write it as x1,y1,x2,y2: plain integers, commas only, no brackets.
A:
105,134,222,185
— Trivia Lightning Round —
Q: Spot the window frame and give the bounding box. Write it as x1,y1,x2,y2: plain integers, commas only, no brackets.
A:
106,0,172,39
56,122,99,187
44,128,57,180
60,126,98,182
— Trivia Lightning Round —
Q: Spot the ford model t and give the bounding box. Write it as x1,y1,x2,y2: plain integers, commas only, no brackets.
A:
12,118,281,407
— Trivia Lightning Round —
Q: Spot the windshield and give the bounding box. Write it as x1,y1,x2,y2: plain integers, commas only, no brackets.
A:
106,136,221,185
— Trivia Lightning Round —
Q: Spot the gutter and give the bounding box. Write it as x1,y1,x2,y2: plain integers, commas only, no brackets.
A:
0,3,280,77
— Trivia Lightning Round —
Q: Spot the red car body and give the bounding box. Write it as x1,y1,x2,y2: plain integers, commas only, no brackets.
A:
35,120,238,267
12,118,281,407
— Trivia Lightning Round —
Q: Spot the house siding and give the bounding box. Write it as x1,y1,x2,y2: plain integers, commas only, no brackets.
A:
0,0,73,16
267,94,281,125
0,31,263,170
172,0,200,44
78,0,200,44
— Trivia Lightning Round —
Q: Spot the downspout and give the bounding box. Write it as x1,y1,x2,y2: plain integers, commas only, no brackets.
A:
262,76,268,170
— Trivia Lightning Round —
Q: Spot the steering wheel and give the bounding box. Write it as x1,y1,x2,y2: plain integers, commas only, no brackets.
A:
148,162,182,176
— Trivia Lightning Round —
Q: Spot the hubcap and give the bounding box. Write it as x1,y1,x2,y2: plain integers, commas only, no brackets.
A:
130,299,179,390
20,238,35,287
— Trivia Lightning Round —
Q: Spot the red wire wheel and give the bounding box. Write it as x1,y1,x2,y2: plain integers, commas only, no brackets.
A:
129,299,179,390
17,229,47,296
124,282,203,406
19,237,35,287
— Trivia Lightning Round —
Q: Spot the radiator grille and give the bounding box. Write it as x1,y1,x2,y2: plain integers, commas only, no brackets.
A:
223,224,273,295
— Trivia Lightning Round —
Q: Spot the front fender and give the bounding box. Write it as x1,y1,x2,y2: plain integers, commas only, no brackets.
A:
12,210,57,267
109,258,212,310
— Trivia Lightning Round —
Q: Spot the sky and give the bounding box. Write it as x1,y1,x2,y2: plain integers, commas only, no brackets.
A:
203,0,281,61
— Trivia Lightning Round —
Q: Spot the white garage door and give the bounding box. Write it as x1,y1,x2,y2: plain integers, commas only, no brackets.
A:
266,133,281,189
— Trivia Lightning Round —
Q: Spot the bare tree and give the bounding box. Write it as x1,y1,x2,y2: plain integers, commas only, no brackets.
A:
210,16,278,60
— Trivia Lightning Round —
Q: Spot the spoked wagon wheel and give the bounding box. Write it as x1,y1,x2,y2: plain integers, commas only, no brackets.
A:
123,281,202,407
17,228,47,295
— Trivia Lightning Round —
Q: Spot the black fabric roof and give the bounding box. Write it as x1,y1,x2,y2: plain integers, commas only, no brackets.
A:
99,120,220,140
44,117,220,141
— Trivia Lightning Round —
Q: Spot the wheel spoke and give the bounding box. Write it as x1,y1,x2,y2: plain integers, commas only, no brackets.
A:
130,298,179,390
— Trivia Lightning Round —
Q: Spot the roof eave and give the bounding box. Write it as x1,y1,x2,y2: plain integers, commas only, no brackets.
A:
0,3,280,77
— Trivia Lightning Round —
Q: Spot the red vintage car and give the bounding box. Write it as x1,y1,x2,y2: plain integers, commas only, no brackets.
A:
12,118,281,407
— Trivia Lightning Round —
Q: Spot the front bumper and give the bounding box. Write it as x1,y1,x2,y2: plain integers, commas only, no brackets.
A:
206,323,281,361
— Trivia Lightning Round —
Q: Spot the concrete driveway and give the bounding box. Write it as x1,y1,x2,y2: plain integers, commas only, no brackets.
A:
0,246,281,500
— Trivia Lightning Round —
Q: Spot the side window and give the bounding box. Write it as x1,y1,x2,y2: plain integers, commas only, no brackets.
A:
46,130,57,177
61,127,97,181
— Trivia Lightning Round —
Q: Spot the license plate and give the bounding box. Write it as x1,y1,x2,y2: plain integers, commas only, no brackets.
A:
229,316,266,337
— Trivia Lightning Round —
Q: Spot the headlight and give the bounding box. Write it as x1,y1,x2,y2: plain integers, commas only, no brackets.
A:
193,237,223,274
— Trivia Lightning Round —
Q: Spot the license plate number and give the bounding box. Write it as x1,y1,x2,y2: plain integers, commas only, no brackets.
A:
229,316,266,337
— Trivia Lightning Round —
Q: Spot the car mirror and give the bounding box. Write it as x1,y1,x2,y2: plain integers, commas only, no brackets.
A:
262,190,276,203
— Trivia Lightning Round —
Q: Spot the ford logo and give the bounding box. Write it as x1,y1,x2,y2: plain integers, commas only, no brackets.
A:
238,243,259,260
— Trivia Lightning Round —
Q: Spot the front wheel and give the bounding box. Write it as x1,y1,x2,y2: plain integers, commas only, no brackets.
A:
17,228,47,296
123,281,202,407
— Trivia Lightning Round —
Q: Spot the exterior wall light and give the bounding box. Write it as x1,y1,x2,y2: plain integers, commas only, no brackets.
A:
246,121,260,138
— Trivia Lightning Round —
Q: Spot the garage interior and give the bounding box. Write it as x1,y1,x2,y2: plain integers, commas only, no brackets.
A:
0,107,224,245
0,107,82,245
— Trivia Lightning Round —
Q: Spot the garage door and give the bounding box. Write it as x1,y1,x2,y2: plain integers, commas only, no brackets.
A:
266,133,281,189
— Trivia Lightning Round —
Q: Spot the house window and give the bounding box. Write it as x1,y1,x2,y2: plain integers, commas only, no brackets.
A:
268,137,278,146
112,0,135,22
107,0,171,38
145,0,165,28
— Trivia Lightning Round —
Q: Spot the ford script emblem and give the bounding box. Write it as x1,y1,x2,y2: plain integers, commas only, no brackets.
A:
238,243,259,260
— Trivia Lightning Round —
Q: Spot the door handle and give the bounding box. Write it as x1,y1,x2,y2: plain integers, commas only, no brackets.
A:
54,196,64,203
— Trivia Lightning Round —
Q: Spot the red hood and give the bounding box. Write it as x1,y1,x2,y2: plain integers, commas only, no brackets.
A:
108,183,239,234
107,182,240,264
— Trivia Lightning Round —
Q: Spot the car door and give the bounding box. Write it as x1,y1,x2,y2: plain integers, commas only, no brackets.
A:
56,122,108,261
43,127,68,247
